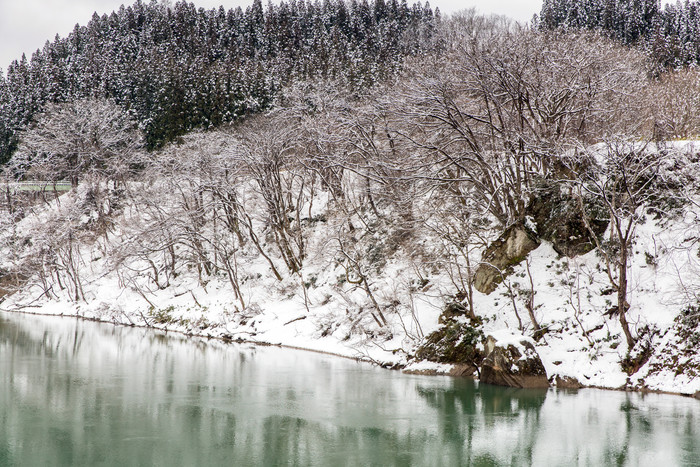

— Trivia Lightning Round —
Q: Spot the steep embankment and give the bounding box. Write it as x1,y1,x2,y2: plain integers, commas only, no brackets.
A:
2,142,700,397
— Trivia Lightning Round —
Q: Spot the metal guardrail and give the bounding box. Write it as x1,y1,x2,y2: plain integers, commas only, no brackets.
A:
3,181,72,193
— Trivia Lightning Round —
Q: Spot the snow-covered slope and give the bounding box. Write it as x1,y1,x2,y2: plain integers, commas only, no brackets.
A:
2,142,700,396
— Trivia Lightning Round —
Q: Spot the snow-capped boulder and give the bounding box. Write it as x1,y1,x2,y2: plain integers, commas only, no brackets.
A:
480,330,549,389
554,375,584,389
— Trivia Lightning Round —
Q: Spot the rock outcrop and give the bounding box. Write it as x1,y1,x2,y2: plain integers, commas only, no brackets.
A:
472,186,610,296
480,331,549,389
527,183,608,258
415,318,484,376
473,222,540,295
554,375,584,389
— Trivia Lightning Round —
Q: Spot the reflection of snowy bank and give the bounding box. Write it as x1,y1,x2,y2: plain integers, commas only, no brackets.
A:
2,310,699,466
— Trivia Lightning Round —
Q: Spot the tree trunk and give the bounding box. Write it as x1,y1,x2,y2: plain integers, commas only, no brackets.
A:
618,247,635,350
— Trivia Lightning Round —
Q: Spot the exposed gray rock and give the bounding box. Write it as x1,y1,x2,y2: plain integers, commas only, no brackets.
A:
473,222,540,294
480,332,549,389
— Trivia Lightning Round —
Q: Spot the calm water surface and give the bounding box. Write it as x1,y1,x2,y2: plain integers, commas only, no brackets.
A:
1,311,699,466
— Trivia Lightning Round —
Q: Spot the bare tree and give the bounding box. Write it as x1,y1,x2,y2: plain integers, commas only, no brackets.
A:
234,113,311,274
279,83,354,204
121,130,251,308
648,68,700,141
10,98,143,188
421,181,490,320
402,27,647,225
567,139,664,350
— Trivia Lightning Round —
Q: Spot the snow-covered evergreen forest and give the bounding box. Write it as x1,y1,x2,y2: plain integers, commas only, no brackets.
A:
539,0,700,68
0,0,438,162
2,0,700,395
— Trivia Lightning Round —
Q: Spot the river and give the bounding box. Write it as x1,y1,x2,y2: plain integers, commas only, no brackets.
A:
1,311,699,466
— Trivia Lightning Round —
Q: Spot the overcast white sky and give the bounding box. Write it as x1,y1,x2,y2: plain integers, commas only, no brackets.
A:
0,0,543,70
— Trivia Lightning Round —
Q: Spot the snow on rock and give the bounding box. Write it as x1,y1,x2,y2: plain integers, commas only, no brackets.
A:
487,329,536,352
481,330,549,389
402,360,455,375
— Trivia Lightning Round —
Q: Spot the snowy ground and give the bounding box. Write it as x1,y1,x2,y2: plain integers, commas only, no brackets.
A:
2,144,700,397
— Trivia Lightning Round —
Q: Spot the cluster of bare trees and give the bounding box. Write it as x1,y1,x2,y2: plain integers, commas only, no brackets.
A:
3,12,699,352
9,98,143,188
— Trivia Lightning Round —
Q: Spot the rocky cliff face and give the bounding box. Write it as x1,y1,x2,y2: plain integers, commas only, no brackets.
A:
473,222,540,295
472,186,610,296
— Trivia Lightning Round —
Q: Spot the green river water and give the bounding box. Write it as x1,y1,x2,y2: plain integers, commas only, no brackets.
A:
1,311,699,466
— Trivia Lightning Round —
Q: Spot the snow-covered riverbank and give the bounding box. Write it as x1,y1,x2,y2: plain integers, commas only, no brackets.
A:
3,141,700,397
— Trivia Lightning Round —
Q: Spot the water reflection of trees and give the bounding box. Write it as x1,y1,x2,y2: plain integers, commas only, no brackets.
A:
3,312,700,466
1,315,61,358
256,414,485,466
415,379,547,465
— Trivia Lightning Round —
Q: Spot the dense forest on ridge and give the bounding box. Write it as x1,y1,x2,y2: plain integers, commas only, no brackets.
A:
0,0,438,163
539,0,700,68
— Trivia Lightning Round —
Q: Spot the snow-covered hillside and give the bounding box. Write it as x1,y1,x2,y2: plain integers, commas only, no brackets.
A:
2,140,700,396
